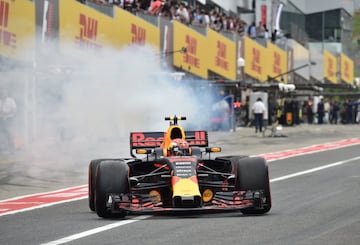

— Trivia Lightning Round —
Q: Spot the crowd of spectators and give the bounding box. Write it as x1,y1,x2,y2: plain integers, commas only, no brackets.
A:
76,0,275,40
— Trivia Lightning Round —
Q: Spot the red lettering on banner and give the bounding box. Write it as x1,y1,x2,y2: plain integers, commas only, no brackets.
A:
327,58,334,77
131,24,146,44
272,52,282,75
0,0,8,27
184,35,200,68
251,47,262,74
75,13,101,49
215,41,228,70
0,0,16,49
344,61,349,79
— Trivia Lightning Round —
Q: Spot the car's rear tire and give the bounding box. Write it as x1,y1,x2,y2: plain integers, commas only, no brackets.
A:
236,157,271,215
95,160,129,218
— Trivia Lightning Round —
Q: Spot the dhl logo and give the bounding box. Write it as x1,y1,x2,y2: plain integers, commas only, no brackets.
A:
272,52,282,75
215,40,228,70
75,13,101,49
131,131,207,148
251,47,262,74
344,61,349,79
327,58,334,77
183,35,200,68
0,0,8,28
0,0,16,49
131,23,146,44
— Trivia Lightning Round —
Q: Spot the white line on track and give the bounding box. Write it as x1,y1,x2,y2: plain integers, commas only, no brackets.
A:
40,215,151,245
270,155,360,183
40,155,360,245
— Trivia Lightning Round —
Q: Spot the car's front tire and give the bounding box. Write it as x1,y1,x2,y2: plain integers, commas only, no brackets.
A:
236,157,272,215
95,160,130,218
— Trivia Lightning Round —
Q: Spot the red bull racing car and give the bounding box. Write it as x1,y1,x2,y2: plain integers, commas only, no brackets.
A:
88,116,271,218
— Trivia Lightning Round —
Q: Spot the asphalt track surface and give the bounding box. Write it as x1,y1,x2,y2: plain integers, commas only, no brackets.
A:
0,124,360,245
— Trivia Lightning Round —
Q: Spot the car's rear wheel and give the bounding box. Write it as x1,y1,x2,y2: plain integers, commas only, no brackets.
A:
236,157,271,214
95,160,129,218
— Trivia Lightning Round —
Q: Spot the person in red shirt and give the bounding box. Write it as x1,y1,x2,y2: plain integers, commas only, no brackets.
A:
150,0,163,15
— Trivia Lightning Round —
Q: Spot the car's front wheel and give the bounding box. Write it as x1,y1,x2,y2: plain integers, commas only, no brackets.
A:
236,157,271,214
95,160,130,218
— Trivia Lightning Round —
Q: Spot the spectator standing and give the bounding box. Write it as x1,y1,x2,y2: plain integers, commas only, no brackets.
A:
0,89,17,153
307,100,314,124
271,29,277,42
317,98,324,124
150,0,163,15
263,24,269,39
252,97,266,133
247,21,256,38
176,3,190,25
345,99,352,124
331,101,339,124
324,98,330,124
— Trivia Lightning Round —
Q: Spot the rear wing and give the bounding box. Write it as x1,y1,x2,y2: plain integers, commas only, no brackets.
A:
130,130,208,151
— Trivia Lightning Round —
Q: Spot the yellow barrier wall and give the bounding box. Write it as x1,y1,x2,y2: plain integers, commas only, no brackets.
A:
340,53,354,85
266,41,288,83
244,37,267,82
114,7,160,49
207,28,236,80
0,0,35,61
323,50,337,84
173,21,207,79
59,0,119,51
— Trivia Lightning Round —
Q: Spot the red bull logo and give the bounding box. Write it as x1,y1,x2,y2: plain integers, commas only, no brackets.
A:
131,131,208,148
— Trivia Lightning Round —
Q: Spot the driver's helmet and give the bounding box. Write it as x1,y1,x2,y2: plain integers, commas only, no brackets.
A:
167,139,191,156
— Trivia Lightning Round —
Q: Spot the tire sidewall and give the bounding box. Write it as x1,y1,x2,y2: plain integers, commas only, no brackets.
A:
235,157,272,214
95,160,130,218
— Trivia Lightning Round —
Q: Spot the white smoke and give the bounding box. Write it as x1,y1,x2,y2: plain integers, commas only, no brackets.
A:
2,41,215,186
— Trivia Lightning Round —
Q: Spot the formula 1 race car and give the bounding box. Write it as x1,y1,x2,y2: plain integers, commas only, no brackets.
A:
88,116,271,218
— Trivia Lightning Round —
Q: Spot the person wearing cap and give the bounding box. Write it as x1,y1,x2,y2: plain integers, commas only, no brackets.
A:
252,97,266,133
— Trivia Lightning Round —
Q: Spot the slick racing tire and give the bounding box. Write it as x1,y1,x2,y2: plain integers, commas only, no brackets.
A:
236,157,272,215
95,160,130,218
88,159,118,211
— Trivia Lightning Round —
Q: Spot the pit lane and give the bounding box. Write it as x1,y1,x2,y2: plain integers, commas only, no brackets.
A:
0,126,359,245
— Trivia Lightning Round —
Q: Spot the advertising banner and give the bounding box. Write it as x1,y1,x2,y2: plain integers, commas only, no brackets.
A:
207,28,236,81
340,53,354,85
0,0,35,61
244,37,267,82
59,0,119,51
267,41,287,83
323,50,337,84
114,7,160,49
173,21,207,79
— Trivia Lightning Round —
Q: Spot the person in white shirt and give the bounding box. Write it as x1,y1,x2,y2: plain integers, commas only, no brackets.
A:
0,89,17,152
176,3,190,24
252,97,266,133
